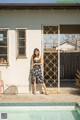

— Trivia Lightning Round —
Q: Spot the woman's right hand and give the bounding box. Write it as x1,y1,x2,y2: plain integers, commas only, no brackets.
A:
33,63,37,66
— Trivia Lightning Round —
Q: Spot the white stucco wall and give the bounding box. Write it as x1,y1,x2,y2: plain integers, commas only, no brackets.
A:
0,9,80,93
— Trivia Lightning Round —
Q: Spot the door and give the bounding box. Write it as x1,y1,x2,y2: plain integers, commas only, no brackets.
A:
42,25,60,93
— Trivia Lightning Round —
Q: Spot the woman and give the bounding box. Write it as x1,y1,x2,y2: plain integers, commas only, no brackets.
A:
31,48,48,95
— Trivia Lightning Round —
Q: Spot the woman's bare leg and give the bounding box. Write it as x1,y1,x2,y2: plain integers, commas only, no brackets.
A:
41,83,48,95
33,77,36,95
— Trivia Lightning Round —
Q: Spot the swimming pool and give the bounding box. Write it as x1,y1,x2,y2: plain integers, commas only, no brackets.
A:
0,103,80,120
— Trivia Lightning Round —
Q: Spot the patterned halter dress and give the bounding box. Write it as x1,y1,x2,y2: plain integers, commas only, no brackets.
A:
31,57,44,84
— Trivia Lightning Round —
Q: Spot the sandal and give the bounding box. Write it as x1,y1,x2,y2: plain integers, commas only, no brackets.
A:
45,92,48,95
41,91,44,94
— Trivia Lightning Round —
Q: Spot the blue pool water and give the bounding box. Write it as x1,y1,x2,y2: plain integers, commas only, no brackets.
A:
0,103,80,120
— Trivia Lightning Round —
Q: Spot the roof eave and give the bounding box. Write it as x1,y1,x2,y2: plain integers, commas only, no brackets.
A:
0,3,80,10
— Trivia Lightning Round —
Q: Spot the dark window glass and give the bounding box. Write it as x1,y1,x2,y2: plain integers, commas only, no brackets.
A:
17,30,26,57
0,47,7,54
18,30,25,38
19,47,25,55
0,30,8,64
19,39,25,46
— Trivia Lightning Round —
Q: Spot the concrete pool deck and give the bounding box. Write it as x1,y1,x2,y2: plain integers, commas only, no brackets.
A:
0,87,80,103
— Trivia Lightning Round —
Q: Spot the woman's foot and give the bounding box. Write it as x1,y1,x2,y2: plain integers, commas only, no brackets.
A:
34,92,36,95
45,91,48,95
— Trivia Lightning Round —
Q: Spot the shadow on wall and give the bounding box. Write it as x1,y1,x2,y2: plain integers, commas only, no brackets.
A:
3,85,18,95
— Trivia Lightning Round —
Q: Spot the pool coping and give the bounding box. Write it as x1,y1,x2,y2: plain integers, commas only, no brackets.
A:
0,102,79,107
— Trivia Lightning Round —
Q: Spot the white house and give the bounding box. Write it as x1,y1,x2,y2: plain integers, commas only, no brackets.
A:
56,41,80,51
0,2,80,93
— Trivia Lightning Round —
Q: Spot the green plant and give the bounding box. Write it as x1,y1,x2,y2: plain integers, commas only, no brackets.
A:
76,70,80,87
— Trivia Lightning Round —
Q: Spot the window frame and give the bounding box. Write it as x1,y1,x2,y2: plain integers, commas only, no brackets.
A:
16,28,27,59
0,28,9,66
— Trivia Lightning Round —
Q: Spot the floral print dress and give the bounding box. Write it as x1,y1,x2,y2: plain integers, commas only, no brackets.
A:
31,58,44,84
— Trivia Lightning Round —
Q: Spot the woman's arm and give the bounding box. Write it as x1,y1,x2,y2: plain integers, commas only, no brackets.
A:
31,57,34,68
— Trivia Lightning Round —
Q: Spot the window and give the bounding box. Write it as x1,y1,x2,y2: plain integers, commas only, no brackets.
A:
60,25,80,52
60,25,80,79
16,29,26,58
0,29,8,65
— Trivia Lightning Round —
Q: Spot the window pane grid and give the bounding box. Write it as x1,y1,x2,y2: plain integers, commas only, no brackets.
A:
0,46,7,47
0,54,7,56
19,38,25,40
19,40,25,46
17,29,26,57
0,30,8,64
0,37,7,39
19,46,25,48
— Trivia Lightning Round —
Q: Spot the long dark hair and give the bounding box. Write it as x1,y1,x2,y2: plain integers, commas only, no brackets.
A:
33,48,40,59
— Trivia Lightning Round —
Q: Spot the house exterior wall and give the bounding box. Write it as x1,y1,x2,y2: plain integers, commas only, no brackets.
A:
0,10,80,93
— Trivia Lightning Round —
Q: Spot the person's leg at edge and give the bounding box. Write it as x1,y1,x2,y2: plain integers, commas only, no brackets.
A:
41,83,48,95
33,77,36,95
